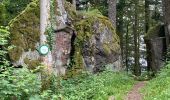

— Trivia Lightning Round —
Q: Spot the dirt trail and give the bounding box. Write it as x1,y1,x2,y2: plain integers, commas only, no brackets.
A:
124,81,147,100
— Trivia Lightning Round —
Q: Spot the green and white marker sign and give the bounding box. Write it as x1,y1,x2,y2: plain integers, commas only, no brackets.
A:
38,45,50,55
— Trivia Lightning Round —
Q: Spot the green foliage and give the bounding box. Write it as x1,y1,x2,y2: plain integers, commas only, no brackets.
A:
55,71,135,100
46,0,55,50
0,68,41,100
0,3,7,26
46,26,54,50
78,0,108,16
0,70,135,100
142,63,170,100
133,72,154,81
0,0,31,25
0,26,41,100
0,26,10,72
90,0,108,16
64,1,77,20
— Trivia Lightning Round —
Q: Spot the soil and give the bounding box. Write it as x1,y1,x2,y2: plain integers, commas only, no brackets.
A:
124,81,147,100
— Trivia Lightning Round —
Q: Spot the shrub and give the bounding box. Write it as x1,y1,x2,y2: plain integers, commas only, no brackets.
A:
0,26,41,100
0,68,41,100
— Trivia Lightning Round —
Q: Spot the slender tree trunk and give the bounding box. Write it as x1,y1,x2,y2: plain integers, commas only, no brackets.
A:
108,0,123,68
40,0,53,72
117,0,125,67
40,0,53,91
145,0,149,33
145,0,149,72
72,0,76,9
133,0,141,76
163,0,170,46
145,0,151,72
125,23,129,72
108,0,116,28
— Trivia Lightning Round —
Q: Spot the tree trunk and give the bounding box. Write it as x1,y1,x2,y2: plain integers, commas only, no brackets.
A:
145,0,150,33
72,0,76,9
125,23,129,72
108,0,116,28
145,0,151,72
52,0,74,75
117,0,125,68
163,0,170,46
40,0,53,72
40,0,73,75
133,0,141,76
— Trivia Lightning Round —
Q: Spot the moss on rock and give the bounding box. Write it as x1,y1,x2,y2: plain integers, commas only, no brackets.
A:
8,0,120,75
71,10,120,73
75,10,119,47
9,0,40,62
145,23,162,39
64,1,77,21
24,57,40,70
64,47,84,78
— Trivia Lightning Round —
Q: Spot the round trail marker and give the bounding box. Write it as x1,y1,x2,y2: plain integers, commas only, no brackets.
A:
38,45,50,55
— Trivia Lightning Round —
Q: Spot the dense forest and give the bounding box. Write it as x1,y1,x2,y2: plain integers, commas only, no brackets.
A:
0,0,170,100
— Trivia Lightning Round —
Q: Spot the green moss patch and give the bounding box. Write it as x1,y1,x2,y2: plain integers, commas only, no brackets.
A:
145,23,162,39
74,10,119,49
24,57,40,70
64,1,77,21
66,10,120,77
9,0,40,62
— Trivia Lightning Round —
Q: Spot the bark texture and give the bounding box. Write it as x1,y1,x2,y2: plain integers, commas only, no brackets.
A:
52,0,73,75
133,0,141,76
40,0,53,72
163,0,170,46
72,0,76,9
108,0,116,27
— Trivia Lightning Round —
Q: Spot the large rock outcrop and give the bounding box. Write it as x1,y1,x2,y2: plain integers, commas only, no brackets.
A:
9,0,40,69
9,0,121,76
73,11,121,73
144,24,167,73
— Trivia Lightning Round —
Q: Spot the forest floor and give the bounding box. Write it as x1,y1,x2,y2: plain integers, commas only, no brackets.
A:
124,81,147,100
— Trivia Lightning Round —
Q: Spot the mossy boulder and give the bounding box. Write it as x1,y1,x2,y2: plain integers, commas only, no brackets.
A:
72,10,121,73
8,0,121,74
8,0,40,68
145,23,165,39
144,23,166,73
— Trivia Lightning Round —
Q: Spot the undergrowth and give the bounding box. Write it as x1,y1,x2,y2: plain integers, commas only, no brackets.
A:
142,63,170,100
53,71,136,100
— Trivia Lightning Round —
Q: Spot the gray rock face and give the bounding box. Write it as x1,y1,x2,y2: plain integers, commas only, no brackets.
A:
150,38,165,71
145,24,166,73
81,21,121,72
